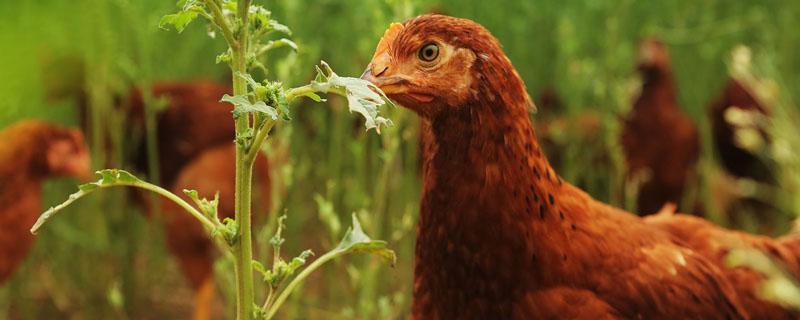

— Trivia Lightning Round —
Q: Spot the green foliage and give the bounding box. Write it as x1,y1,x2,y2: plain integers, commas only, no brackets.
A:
223,93,279,121
158,4,204,33
311,61,394,133
32,169,142,234
332,214,397,266
184,189,220,221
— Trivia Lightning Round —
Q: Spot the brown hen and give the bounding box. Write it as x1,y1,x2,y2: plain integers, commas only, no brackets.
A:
0,121,90,283
128,81,235,187
361,15,773,319
709,79,772,183
622,38,700,215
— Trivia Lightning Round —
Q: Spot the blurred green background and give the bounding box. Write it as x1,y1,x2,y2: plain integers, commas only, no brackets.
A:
1,0,799,319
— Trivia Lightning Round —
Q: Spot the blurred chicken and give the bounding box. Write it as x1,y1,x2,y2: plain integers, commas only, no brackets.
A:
128,81,235,186
362,15,756,319
709,77,778,230
0,121,90,283
710,79,772,183
162,144,270,320
622,38,700,215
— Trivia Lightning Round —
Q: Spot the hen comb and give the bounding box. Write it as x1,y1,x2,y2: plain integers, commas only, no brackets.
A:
373,22,404,59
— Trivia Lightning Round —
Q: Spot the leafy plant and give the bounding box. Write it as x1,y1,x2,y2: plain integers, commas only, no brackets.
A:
31,0,395,319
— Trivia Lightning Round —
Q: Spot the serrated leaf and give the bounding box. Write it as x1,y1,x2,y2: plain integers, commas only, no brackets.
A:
222,94,279,120
32,169,144,234
159,7,201,33
311,61,393,133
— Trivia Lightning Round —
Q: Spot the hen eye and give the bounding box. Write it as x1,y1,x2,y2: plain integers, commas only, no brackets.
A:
418,43,439,62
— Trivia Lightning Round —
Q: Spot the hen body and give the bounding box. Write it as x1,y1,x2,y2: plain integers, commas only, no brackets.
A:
0,121,89,283
360,15,773,319
621,39,700,215
129,81,236,186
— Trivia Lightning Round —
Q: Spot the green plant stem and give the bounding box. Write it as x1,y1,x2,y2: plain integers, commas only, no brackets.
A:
263,250,338,319
231,1,255,319
203,0,238,51
284,85,315,102
285,83,347,102
246,120,275,162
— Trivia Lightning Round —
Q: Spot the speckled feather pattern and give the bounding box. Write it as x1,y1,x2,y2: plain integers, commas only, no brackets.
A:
371,15,754,319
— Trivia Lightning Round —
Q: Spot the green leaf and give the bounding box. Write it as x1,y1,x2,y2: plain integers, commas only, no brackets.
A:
221,94,279,120
268,20,291,35
212,217,239,246
159,6,203,33
216,50,232,64
183,189,220,221
32,169,144,234
264,38,298,52
311,61,393,133
286,250,314,274
332,214,396,266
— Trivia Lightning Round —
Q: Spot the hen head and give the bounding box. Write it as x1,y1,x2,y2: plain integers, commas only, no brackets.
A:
362,14,533,118
637,37,672,78
45,128,91,180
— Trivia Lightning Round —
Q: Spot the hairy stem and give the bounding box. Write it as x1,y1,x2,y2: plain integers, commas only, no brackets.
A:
232,0,255,319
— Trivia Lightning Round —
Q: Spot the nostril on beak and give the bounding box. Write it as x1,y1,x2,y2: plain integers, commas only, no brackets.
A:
372,64,388,77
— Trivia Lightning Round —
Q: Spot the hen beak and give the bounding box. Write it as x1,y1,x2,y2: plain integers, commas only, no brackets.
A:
361,56,434,103
360,53,404,93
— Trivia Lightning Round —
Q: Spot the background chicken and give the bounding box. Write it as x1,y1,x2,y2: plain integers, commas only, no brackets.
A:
709,76,781,231
0,121,90,283
622,38,700,215
128,81,235,187
362,14,800,319
710,79,772,183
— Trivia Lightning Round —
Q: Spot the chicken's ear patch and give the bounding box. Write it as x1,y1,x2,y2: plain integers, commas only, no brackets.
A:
373,22,404,59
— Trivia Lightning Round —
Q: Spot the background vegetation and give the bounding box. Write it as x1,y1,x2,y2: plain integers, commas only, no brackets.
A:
1,0,799,318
